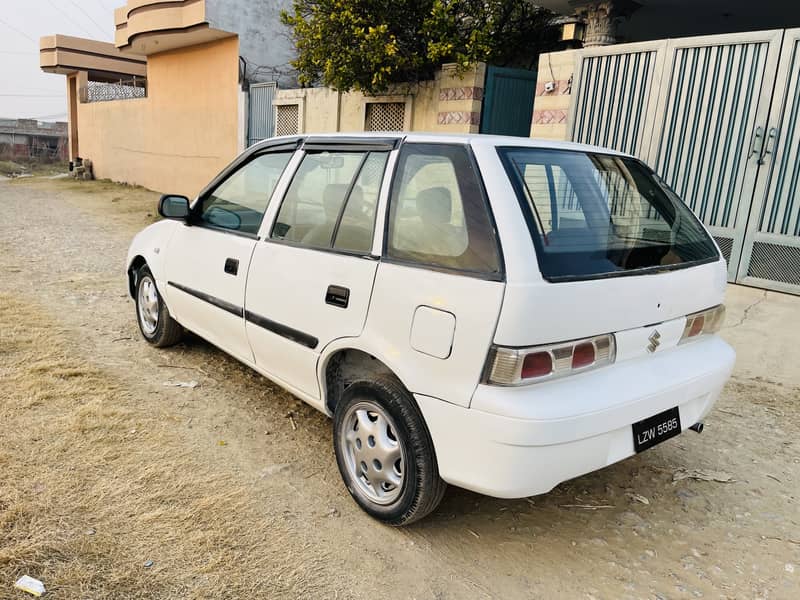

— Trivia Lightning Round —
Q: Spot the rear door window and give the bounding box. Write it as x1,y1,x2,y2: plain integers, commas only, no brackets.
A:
499,147,719,281
271,150,388,253
386,143,502,278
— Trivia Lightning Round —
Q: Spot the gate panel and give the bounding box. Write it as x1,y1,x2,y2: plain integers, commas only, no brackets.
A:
649,31,783,277
737,29,800,293
570,42,665,157
248,82,276,146
480,66,538,137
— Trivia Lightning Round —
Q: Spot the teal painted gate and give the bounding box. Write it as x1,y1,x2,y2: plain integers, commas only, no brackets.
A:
480,66,538,137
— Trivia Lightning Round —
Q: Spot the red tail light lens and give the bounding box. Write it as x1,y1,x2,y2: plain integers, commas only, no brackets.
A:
485,334,615,386
571,342,596,368
680,305,725,344
521,352,553,378
688,314,705,337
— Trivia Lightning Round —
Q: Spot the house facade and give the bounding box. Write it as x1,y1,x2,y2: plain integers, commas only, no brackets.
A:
40,0,295,197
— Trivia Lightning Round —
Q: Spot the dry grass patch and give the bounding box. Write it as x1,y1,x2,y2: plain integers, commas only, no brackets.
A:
8,177,161,234
0,295,334,599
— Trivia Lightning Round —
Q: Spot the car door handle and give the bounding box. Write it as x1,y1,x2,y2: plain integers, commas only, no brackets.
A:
224,258,239,275
325,285,350,308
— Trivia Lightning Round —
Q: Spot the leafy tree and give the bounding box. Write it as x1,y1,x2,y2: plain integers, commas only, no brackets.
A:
281,0,558,94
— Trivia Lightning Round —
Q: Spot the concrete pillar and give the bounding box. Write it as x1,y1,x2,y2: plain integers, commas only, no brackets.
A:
570,0,641,47
66,74,79,160
436,62,487,134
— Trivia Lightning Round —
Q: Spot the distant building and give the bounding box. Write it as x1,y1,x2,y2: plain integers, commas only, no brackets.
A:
40,0,295,197
0,119,68,160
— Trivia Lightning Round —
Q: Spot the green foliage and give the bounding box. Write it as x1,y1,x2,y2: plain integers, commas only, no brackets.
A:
281,0,558,94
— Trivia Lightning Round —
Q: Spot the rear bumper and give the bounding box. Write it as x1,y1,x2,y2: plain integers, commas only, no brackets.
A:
415,336,735,498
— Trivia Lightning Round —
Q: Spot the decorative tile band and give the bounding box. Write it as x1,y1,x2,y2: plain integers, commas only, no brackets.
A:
437,111,481,125
439,86,484,101
532,109,568,125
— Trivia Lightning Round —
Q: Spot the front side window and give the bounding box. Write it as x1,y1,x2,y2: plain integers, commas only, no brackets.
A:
499,147,719,280
387,144,501,277
198,152,292,235
271,150,388,253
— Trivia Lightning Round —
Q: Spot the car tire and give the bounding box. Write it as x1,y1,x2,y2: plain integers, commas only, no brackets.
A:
135,265,183,348
333,376,447,525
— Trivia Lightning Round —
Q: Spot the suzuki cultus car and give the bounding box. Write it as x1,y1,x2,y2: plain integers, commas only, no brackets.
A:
127,133,735,525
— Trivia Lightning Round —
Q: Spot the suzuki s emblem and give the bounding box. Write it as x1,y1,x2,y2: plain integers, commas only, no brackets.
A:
647,330,662,353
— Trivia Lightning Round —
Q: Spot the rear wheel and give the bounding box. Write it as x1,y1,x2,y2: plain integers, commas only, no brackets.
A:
135,266,183,347
333,377,447,525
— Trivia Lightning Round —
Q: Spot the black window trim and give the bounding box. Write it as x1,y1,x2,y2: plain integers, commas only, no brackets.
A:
496,145,721,283
188,138,302,237
302,136,400,152
380,141,506,283
266,147,391,257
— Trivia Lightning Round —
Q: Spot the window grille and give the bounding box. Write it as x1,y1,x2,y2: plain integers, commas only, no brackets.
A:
275,104,299,136
81,79,147,102
365,102,406,131
746,242,800,286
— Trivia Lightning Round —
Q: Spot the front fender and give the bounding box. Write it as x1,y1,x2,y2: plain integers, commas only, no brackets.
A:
126,220,179,298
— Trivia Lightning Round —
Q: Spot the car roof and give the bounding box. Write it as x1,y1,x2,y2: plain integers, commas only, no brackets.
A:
254,132,633,159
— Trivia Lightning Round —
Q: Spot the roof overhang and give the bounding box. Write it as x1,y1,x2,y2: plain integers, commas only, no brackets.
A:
39,34,146,78
114,0,234,56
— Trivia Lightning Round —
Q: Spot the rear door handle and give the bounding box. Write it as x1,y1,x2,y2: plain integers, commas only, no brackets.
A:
224,258,239,275
325,285,350,308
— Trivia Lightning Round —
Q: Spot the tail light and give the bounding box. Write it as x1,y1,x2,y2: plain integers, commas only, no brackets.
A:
484,334,616,386
680,305,725,343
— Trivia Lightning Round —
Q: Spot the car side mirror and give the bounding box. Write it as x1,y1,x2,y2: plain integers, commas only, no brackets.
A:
158,194,190,220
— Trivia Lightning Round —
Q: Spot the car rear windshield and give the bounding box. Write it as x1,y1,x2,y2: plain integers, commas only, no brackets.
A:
498,147,720,281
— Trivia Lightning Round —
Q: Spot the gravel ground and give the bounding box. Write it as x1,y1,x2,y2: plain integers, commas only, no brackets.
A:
1,177,798,599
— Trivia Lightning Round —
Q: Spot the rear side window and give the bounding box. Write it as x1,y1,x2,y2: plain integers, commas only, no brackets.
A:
387,144,501,277
198,151,292,235
271,151,388,253
499,147,719,281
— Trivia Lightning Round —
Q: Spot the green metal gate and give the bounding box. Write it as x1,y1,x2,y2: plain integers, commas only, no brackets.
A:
569,29,800,294
480,66,538,137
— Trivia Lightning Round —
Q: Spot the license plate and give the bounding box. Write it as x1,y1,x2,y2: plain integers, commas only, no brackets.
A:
632,407,682,453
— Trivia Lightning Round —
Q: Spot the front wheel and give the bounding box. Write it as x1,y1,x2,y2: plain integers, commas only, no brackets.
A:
333,377,447,525
135,266,183,347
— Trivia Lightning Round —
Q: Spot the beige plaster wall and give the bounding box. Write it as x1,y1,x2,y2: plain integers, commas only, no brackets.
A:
75,36,239,197
274,63,486,135
530,49,579,141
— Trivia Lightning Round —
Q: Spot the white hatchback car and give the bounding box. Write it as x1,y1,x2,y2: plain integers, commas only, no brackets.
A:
127,133,735,525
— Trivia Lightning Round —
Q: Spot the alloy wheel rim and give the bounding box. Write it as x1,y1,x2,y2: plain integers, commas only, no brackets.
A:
137,276,160,335
340,400,405,505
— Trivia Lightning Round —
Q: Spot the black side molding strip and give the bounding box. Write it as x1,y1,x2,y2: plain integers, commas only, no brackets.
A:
166,281,318,350
167,281,243,318
244,310,319,350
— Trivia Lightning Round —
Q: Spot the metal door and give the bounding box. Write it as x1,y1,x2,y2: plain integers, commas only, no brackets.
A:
570,41,666,157
480,66,538,136
736,29,800,294
568,30,792,288
648,31,783,278
248,82,276,146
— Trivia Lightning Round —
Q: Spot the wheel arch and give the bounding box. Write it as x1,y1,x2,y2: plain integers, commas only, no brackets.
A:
127,255,147,298
319,341,414,416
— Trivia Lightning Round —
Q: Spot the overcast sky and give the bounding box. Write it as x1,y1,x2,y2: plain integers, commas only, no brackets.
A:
0,1,122,121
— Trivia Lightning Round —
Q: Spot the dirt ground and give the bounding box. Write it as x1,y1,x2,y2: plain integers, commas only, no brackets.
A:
0,176,798,600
